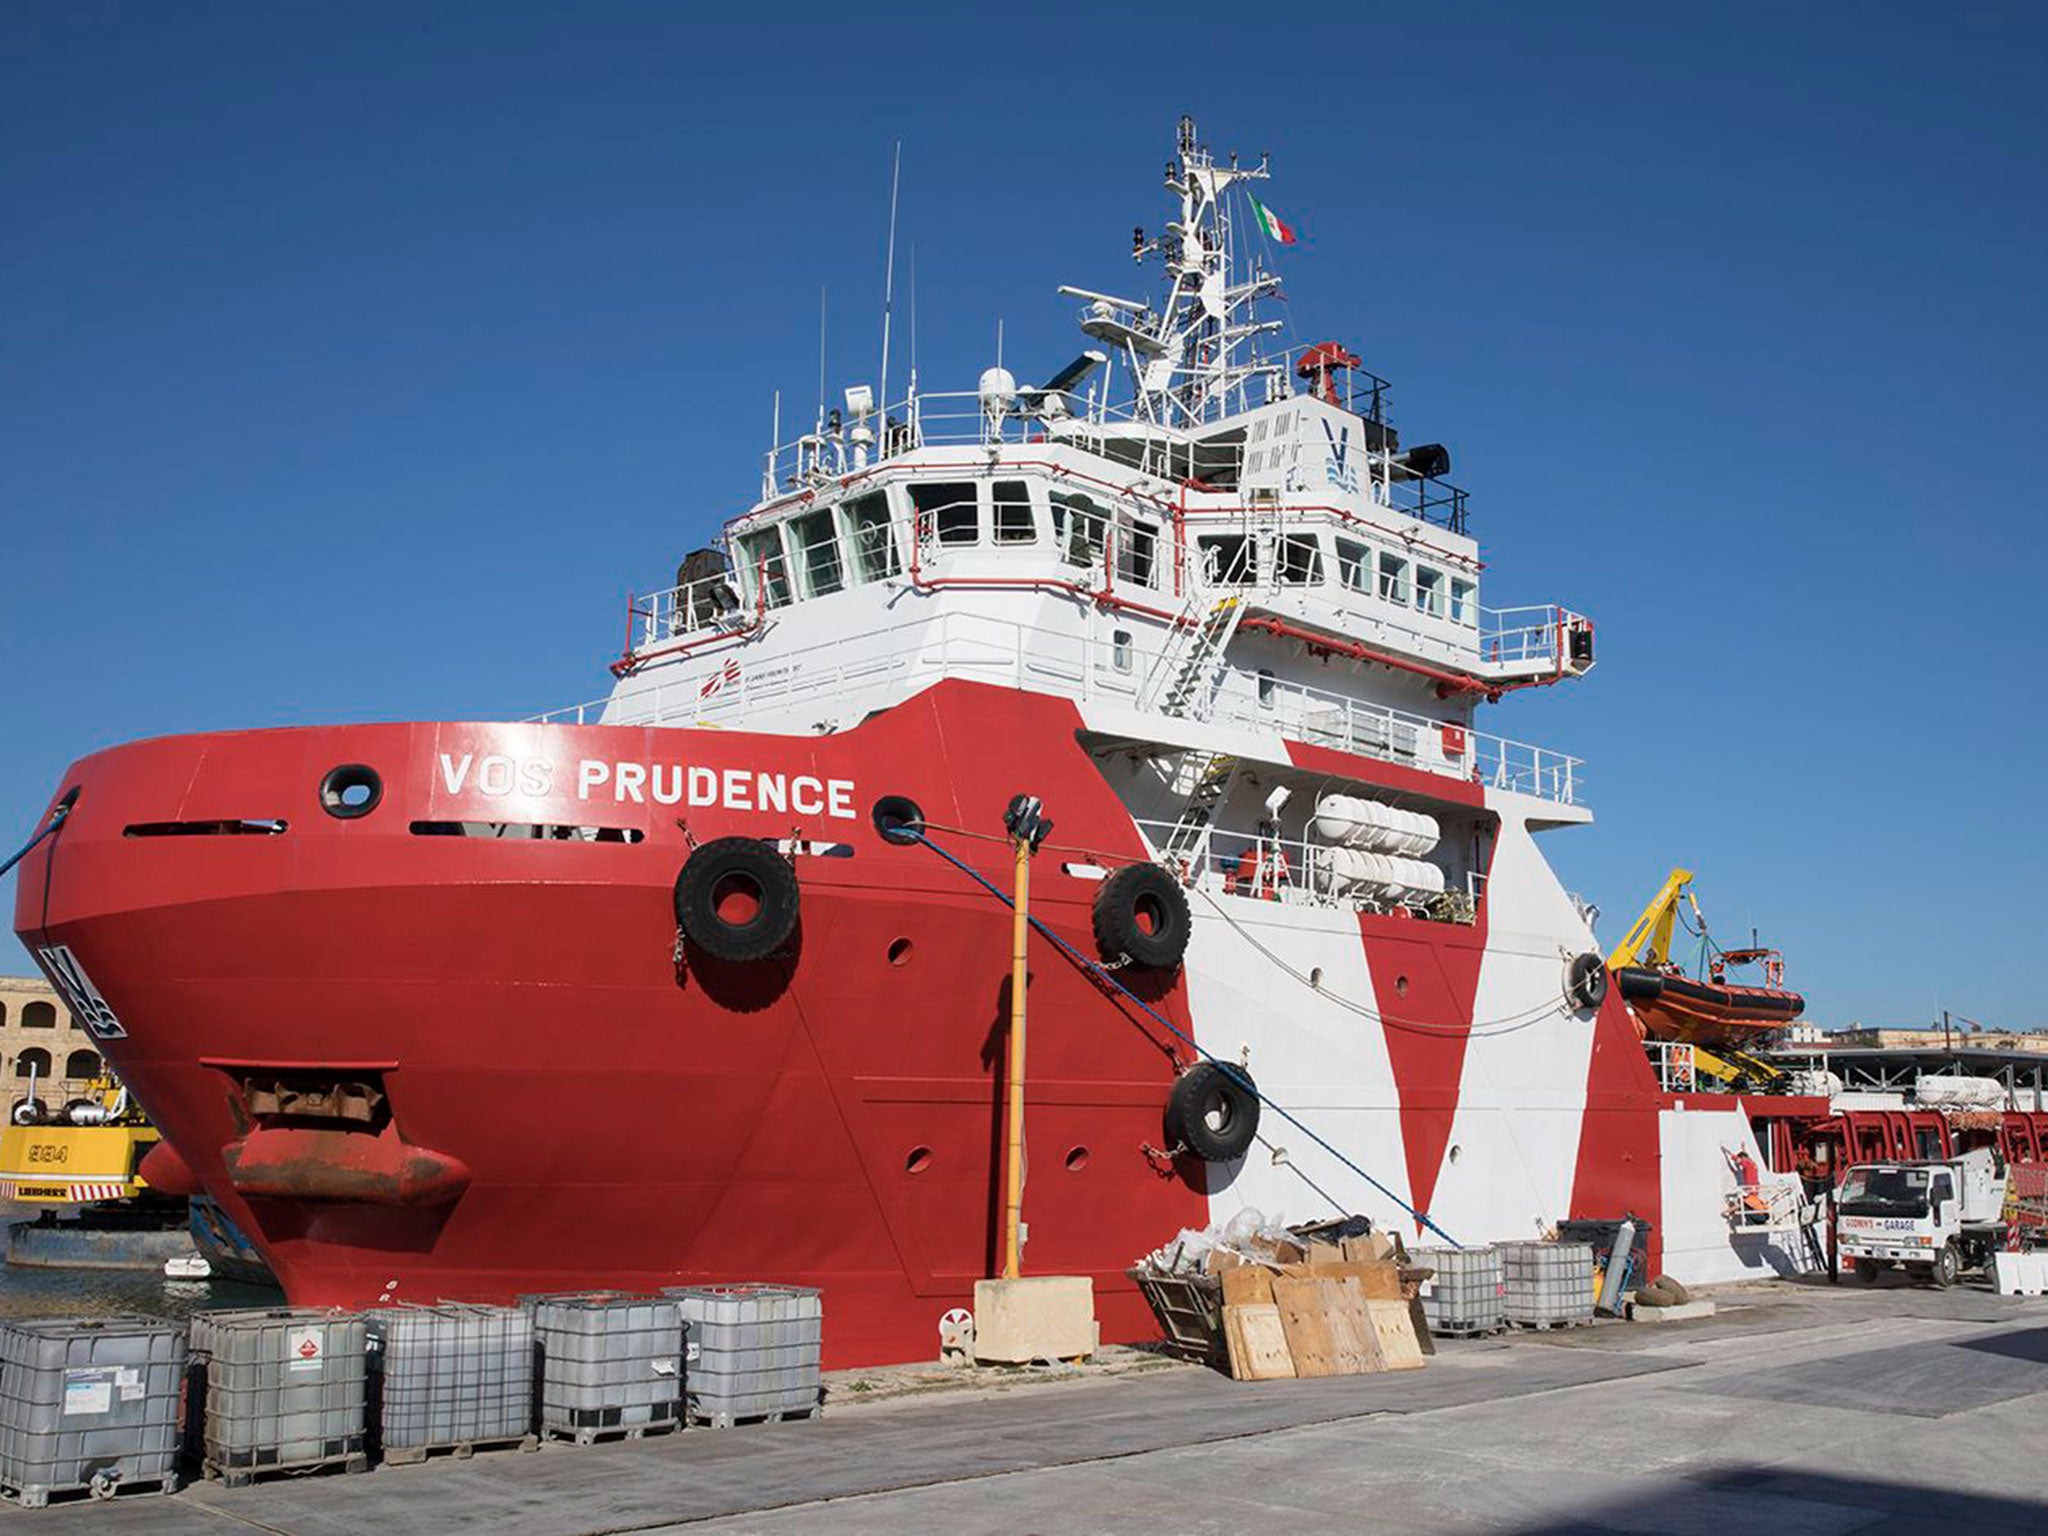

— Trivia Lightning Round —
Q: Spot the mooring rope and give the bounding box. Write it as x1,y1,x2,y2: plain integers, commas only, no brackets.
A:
0,792,75,881
904,826,1460,1246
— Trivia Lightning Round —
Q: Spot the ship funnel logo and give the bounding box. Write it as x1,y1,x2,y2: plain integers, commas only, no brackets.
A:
34,944,126,1040
1321,420,1359,494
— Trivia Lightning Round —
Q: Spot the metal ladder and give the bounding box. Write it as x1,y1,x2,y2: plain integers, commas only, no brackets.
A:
1143,595,1247,721
1157,750,1240,873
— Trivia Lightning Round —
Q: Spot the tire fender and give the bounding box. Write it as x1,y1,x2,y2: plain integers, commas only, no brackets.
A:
1165,1061,1261,1163
673,837,801,963
1566,952,1608,1012
1093,864,1192,969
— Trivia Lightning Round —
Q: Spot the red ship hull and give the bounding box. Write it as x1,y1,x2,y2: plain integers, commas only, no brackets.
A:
14,678,1672,1366
15,682,1224,1366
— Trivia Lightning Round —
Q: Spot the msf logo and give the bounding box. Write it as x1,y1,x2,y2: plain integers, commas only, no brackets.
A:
1321,420,1359,495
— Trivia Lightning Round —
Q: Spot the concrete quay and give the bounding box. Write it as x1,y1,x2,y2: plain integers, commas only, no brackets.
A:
27,1276,2048,1534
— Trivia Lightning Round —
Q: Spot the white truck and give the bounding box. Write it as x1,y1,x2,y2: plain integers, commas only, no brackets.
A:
1837,1148,2007,1288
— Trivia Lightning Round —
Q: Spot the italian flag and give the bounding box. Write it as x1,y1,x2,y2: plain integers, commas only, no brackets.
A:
1250,195,1298,246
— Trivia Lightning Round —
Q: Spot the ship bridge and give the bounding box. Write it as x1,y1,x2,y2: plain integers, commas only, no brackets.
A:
545,117,1592,815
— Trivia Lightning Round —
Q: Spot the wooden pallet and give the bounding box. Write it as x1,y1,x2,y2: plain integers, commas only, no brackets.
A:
687,1403,823,1430
0,1472,178,1510
204,1453,370,1489
1429,1320,1506,1339
1505,1316,1591,1332
540,1418,680,1448
382,1433,539,1465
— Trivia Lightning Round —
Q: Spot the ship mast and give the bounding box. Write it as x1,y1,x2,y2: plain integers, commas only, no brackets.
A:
1066,115,1285,431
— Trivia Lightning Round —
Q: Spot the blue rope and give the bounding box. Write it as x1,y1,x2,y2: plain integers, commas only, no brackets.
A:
0,797,72,881
905,828,1461,1247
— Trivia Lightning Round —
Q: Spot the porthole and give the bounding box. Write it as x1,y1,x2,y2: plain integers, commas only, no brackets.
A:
887,937,914,966
1111,629,1133,673
905,1146,933,1175
1065,1145,1090,1172
318,764,383,820
1395,974,1410,998
1309,967,1324,989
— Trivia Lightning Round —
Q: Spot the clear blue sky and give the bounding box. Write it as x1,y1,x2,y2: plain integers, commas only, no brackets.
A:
4,4,2044,1029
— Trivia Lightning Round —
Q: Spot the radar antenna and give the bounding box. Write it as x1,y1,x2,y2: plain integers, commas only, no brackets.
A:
1061,115,1285,429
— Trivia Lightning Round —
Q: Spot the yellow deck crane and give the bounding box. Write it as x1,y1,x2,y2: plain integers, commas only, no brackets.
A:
1607,866,1700,973
1607,867,1789,1093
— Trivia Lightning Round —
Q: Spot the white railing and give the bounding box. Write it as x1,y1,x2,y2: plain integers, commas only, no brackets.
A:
1222,668,1582,805
527,697,609,725
530,610,1585,807
1481,605,1568,669
756,386,1475,530
630,572,756,650
760,391,1115,495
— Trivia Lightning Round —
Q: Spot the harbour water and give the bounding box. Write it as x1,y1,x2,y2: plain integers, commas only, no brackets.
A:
0,1216,281,1323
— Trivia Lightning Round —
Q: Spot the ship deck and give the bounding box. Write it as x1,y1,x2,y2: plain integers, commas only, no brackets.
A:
41,1277,2048,1535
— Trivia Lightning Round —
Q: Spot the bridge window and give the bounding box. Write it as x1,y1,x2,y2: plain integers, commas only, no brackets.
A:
1116,516,1159,587
14,1048,49,1079
20,1001,55,1030
992,481,1036,545
1051,494,1106,567
843,493,900,583
1335,538,1370,593
1377,553,1409,605
1414,566,1445,618
912,482,979,546
789,510,845,598
1277,534,1323,586
1199,535,1255,585
735,527,792,608
1450,576,1476,626
65,1050,100,1080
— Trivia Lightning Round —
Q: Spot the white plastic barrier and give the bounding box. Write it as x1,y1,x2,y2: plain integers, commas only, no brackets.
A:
1989,1251,2048,1297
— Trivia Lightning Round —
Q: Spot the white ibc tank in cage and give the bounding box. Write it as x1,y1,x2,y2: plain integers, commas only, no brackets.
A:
1310,795,1440,857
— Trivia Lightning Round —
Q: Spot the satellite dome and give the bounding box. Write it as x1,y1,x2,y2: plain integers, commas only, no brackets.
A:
978,367,1018,412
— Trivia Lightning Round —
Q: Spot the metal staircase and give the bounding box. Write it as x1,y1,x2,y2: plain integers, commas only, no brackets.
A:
1143,596,1247,721
1156,750,1240,873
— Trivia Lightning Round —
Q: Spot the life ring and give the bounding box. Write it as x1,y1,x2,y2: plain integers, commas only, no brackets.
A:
1567,952,1608,1012
1165,1062,1260,1162
672,837,801,962
1092,863,1191,968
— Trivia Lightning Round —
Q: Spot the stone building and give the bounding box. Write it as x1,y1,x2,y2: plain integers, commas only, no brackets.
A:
0,974,109,1112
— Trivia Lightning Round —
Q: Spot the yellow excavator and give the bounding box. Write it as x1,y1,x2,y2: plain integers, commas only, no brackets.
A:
1607,867,1792,1092
0,1073,160,1206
